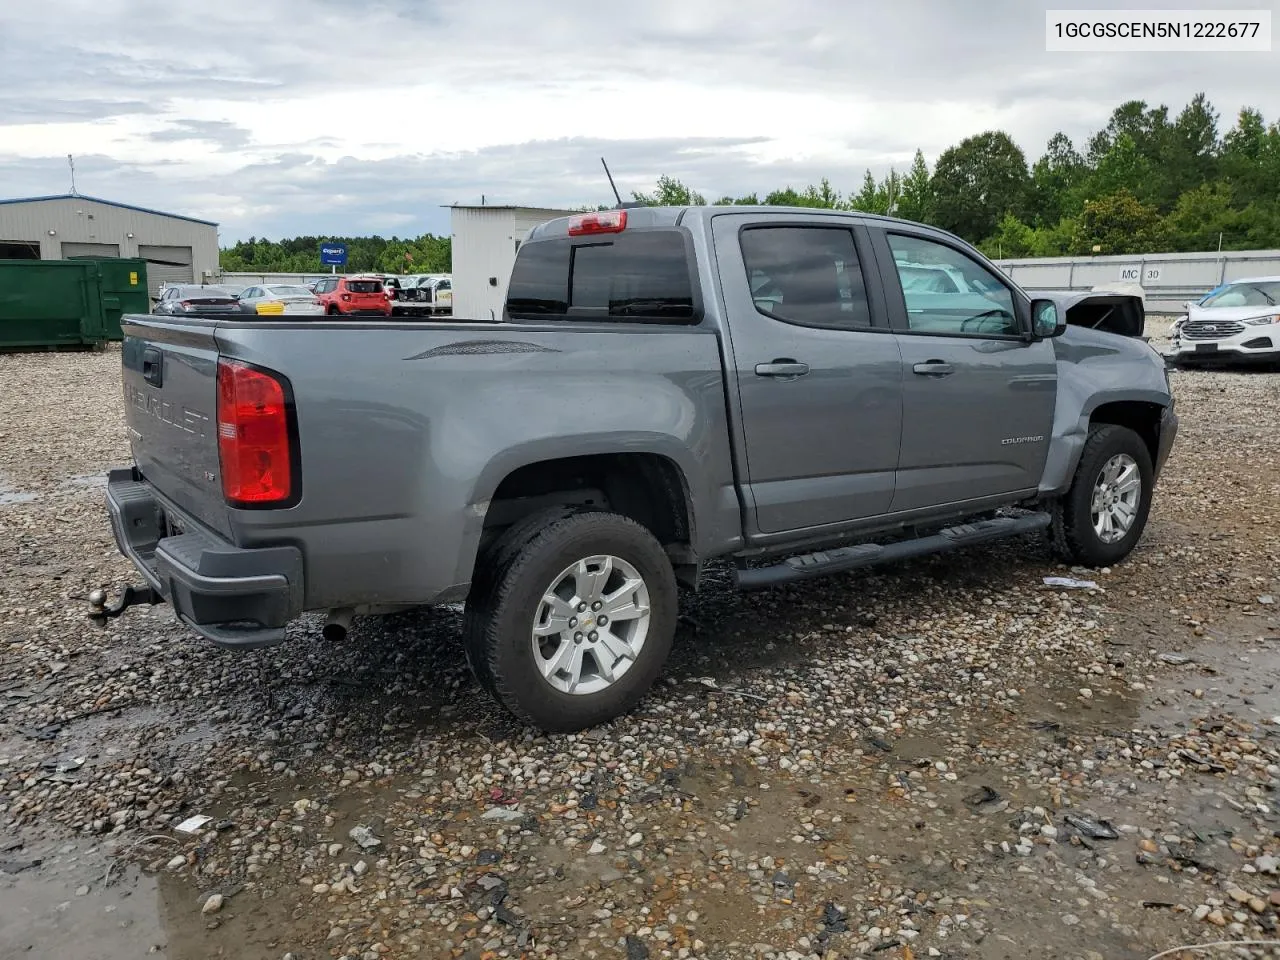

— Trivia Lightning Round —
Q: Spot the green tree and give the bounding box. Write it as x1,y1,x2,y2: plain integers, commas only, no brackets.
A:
931,131,1030,241
1219,107,1279,207
1085,133,1158,206
851,170,880,212
801,177,843,208
1087,100,1171,168
633,175,706,206
763,180,844,208
979,214,1035,259
1165,182,1241,251
1029,217,1077,257
1166,93,1220,205
219,233,451,274
1072,189,1170,254
1029,132,1086,226
896,150,932,223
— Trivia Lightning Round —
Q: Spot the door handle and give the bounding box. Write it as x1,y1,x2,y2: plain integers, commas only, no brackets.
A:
755,360,810,378
912,360,954,377
142,347,163,387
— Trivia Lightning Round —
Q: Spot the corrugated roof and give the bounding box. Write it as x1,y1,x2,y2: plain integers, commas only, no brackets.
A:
0,193,218,227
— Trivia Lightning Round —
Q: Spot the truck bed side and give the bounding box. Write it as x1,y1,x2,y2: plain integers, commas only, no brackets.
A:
160,318,742,610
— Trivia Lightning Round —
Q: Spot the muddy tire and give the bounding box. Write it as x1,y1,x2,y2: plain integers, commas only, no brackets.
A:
463,507,580,697
462,512,677,732
1051,425,1153,567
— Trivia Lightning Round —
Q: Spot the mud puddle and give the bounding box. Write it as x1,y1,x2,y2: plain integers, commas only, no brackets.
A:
0,833,166,959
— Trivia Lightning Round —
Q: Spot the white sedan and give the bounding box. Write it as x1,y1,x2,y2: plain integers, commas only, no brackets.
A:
1169,276,1280,365
236,284,325,317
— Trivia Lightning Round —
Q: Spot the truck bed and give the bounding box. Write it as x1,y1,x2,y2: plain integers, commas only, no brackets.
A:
117,314,739,620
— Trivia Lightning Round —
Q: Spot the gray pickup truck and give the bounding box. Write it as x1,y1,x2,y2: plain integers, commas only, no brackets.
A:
98,206,1177,731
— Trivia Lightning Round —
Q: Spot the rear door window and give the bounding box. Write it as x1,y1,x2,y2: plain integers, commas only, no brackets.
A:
507,230,696,323
738,226,872,330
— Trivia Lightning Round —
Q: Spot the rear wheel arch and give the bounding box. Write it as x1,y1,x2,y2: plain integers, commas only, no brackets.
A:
471,452,697,585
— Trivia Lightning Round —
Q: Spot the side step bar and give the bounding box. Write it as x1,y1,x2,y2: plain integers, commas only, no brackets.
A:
735,513,1052,590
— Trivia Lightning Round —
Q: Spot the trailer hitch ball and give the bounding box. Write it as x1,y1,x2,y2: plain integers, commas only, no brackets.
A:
87,584,162,627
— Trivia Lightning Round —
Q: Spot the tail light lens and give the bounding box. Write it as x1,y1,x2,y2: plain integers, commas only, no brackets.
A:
340,293,351,302
217,360,295,506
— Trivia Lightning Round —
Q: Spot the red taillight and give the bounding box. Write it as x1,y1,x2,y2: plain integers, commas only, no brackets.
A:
568,210,626,236
340,293,351,302
216,360,294,506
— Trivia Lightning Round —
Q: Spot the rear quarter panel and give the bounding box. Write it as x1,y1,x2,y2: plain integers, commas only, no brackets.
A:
214,321,740,610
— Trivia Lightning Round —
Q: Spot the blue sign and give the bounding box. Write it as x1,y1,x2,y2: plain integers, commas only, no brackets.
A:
320,242,347,266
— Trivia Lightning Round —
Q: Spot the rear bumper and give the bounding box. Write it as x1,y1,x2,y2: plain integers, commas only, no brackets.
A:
105,468,302,649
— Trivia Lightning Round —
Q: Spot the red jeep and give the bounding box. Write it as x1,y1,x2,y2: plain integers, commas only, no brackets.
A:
312,276,392,317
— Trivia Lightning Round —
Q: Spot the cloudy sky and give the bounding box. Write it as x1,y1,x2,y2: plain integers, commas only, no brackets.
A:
2,0,1277,243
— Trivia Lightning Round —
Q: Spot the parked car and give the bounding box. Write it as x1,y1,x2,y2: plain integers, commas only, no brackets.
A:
405,275,452,315
237,284,325,317
311,276,392,317
152,284,241,316
1168,276,1280,366
100,205,1176,732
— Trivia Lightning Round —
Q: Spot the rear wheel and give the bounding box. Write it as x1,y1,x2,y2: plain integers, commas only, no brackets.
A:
463,512,677,732
1051,424,1153,566
326,305,340,316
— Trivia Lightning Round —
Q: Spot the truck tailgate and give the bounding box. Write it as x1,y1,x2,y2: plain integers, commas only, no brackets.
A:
120,316,230,537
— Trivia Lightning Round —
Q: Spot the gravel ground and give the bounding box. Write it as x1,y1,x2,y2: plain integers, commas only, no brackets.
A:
2,344,1280,960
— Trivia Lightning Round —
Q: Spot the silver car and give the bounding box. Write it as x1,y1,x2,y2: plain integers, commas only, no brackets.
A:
237,284,325,317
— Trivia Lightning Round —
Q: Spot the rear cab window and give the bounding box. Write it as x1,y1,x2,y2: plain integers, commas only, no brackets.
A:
506,229,697,323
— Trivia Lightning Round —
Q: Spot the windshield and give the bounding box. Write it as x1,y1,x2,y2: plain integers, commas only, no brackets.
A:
265,285,313,298
1201,280,1280,308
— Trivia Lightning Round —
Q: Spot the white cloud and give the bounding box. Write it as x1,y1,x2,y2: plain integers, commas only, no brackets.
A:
2,0,1277,240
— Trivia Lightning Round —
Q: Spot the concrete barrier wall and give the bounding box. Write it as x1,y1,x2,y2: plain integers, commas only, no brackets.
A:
993,250,1280,313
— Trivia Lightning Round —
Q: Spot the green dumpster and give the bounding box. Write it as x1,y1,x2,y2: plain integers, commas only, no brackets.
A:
94,259,149,341
0,258,149,350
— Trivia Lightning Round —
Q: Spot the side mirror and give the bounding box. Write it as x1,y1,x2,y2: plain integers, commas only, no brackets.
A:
1183,300,1193,311
230,294,240,301
1031,299,1066,338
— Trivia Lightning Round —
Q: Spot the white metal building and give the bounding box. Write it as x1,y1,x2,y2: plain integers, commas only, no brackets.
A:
448,205,578,320
0,194,220,297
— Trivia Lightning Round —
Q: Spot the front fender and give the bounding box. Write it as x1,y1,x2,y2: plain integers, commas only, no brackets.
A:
1039,326,1173,495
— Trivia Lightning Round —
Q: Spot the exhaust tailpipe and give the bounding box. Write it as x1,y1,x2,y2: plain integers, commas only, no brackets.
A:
322,607,354,642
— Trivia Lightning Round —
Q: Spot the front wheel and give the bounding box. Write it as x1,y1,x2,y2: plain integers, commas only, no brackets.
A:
1051,424,1154,566
463,512,677,732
